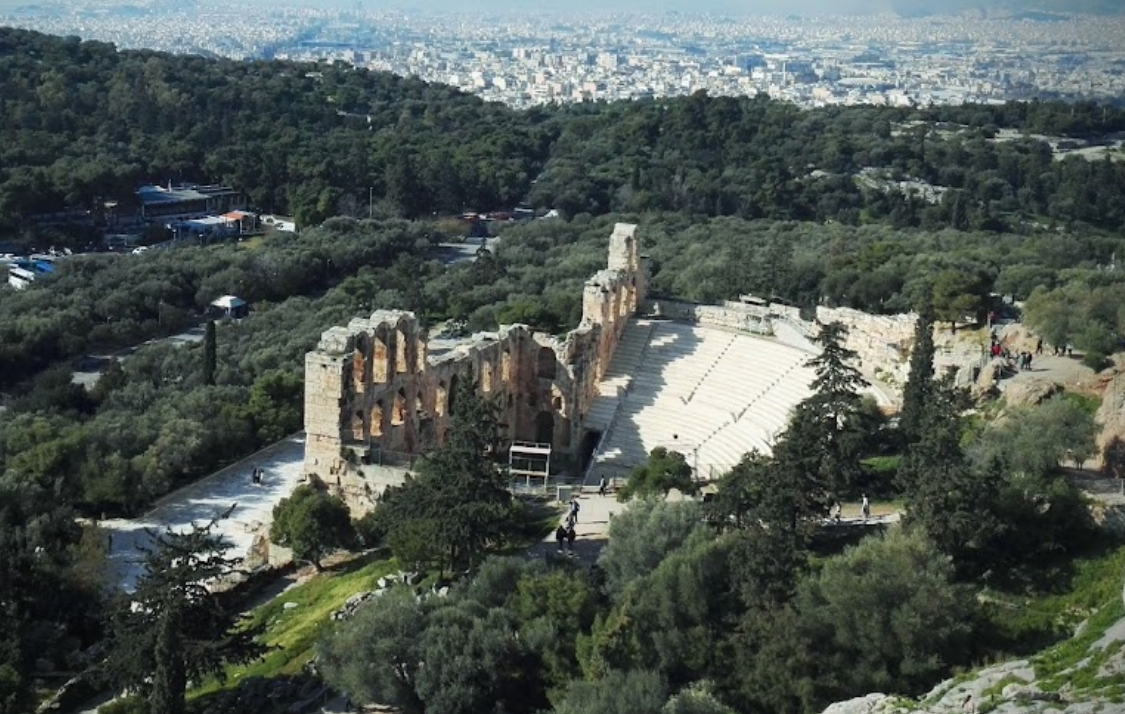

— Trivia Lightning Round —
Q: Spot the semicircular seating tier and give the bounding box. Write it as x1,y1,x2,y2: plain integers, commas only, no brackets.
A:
584,319,819,485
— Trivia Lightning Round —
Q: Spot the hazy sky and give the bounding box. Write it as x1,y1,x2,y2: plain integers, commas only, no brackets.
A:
234,0,1103,15
1,0,1112,15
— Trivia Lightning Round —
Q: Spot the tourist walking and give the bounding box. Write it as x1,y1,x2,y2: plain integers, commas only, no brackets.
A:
861,493,870,522
569,497,580,524
555,524,567,552
566,525,577,555
598,476,607,497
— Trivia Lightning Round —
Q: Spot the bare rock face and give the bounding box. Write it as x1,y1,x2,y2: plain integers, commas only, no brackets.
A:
972,357,1003,400
819,693,900,714
1003,378,1063,408
1094,369,1125,466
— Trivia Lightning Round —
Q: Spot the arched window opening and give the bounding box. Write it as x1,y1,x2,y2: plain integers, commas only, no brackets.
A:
370,402,384,437
395,326,410,374
501,349,512,382
372,329,390,383
392,389,407,426
436,381,448,418
352,336,368,392
351,409,364,441
536,347,556,379
481,361,493,393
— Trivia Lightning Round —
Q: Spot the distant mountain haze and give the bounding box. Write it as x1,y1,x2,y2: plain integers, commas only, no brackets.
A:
1,0,1121,14
259,0,1125,14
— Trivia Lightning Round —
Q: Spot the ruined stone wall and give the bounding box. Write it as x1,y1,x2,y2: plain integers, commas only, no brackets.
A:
303,223,644,509
815,306,918,387
642,298,773,335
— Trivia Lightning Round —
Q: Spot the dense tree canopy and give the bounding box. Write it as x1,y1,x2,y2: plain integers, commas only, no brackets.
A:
269,485,355,570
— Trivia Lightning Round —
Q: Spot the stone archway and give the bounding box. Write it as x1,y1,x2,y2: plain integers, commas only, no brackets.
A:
436,381,448,418
373,326,390,383
536,347,556,379
395,318,412,375
370,401,384,437
352,333,369,393
392,388,407,426
481,360,493,393
534,411,554,445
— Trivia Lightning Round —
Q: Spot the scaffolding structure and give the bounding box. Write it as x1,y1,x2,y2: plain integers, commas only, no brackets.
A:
508,441,552,491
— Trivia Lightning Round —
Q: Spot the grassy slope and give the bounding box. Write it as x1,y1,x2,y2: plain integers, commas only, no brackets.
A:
974,544,1125,702
189,496,559,699
190,555,401,698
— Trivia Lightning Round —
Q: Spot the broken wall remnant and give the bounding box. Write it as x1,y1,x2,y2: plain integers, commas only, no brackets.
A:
303,223,645,509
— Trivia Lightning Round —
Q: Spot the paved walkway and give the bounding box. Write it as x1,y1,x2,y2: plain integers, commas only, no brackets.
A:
998,352,1097,392
527,490,621,566
101,433,306,591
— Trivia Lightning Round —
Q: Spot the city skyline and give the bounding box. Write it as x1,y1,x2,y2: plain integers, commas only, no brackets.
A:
4,1,1124,111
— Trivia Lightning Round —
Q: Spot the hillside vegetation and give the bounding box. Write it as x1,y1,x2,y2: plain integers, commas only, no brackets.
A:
3,27,1125,714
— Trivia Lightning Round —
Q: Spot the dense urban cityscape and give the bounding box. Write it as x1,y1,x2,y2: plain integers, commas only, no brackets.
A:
4,1,1125,107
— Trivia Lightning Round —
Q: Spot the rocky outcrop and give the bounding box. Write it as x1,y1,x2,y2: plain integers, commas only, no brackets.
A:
819,572,1125,714
1003,378,1063,408
1094,367,1125,469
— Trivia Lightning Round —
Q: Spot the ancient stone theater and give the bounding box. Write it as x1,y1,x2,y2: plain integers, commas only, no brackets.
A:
304,221,976,511
303,223,645,505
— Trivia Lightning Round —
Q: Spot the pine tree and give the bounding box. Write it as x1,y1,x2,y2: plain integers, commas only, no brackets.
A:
106,522,265,712
376,374,513,573
900,291,936,445
776,321,871,503
150,606,186,714
202,320,217,386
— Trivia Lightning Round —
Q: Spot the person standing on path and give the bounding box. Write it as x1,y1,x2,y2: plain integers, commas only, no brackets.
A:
569,497,580,524
861,494,871,522
566,525,577,555
598,476,607,497
555,524,567,552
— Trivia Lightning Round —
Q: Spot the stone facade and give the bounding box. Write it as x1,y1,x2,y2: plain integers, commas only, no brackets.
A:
303,223,644,508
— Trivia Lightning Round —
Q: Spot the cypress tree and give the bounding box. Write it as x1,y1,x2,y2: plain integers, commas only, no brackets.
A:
202,320,216,386
106,523,265,712
900,291,936,445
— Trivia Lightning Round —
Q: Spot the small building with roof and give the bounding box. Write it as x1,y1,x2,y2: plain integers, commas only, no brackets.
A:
136,183,244,220
209,295,248,319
